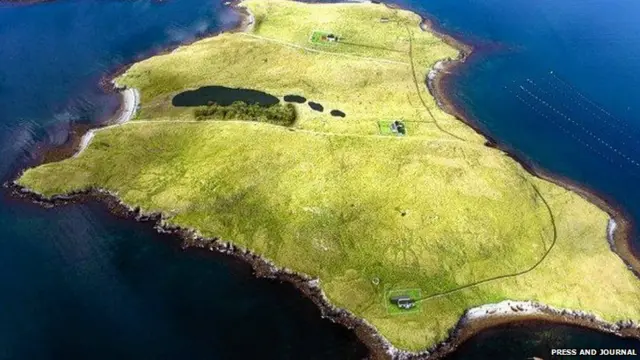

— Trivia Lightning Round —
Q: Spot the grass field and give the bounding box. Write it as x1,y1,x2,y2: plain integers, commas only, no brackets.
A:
309,30,340,45
18,0,640,352
386,288,422,315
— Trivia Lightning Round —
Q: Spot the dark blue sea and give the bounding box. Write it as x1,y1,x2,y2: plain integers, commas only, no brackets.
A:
1,0,640,359
396,0,640,252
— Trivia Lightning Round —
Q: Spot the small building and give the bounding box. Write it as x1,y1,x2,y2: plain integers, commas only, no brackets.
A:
390,295,415,309
326,34,338,42
380,17,390,23
390,120,406,135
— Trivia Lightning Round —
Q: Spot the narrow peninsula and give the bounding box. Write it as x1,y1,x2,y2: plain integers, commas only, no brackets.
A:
15,0,640,356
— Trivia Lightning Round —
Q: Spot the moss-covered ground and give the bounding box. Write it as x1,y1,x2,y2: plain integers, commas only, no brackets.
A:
18,0,640,351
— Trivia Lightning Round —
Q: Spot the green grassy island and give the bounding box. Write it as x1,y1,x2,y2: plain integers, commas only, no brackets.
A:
17,0,640,352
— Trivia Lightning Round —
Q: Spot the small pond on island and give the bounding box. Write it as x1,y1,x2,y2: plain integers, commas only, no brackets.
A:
172,86,280,107
308,101,324,112
283,94,307,103
6,0,640,357
330,110,346,118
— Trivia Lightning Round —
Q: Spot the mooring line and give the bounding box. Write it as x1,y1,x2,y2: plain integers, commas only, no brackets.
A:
519,84,640,168
535,76,640,146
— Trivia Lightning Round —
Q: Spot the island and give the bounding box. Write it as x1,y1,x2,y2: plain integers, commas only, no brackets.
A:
14,0,640,357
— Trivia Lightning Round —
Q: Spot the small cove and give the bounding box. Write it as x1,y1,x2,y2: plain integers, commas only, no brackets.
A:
444,321,640,360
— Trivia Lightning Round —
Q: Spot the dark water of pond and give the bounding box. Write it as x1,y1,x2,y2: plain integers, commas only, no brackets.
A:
284,94,307,103
172,86,280,107
330,110,346,117
308,101,324,112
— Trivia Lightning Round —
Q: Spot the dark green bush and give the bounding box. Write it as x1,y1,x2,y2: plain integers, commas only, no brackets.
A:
194,101,296,126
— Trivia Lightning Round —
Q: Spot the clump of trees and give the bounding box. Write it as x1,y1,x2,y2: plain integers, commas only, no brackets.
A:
194,101,297,126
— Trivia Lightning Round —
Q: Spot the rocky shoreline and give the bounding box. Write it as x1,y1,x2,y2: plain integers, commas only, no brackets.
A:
7,0,640,358
425,301,640,360
422,12,640,283
418,7,640,356
4,183,393,360
23,0,248,168
30,87,138,166
7,181,640,359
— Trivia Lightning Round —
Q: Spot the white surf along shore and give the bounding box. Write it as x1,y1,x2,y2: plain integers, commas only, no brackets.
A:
607,218,618,246
73,87,139,158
